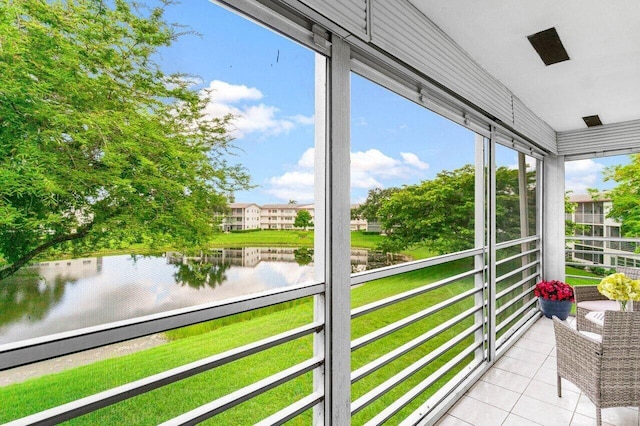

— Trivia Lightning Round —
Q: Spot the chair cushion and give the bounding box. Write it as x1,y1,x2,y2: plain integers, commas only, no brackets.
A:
577,300,620,312
579,331,603,343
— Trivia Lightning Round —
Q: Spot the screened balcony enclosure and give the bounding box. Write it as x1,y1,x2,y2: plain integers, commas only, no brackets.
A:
1,1,639,425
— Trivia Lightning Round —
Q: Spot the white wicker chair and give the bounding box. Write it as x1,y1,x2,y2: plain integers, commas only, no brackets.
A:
554,311,640,426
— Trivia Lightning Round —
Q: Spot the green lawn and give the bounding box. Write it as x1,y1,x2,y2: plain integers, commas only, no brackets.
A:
209,230,385,251
0,259,476,425
30,231,387,264
565,265,604,285
1,233,540,424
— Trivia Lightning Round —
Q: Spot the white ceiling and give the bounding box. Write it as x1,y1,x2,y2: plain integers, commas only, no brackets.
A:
408,0,640,132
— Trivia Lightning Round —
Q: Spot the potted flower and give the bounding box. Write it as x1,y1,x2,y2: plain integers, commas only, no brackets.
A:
534,280,574,320
597,272,640,311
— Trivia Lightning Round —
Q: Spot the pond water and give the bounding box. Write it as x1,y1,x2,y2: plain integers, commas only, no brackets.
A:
0,247,406,344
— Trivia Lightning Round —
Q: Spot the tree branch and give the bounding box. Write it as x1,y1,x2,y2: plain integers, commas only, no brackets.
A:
0,222,96,282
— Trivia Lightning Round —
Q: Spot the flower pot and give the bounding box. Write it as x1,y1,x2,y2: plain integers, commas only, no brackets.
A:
539,298,573,320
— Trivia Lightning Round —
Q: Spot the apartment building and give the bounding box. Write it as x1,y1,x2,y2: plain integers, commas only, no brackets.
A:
222,202,374,232
221,203,261,232
567,194,639,267
260,204,313,230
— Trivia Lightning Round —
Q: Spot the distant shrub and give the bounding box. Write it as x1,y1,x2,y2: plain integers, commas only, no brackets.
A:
229,228,261,233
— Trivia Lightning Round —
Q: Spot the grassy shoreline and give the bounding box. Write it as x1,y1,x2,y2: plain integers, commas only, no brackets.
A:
8,230,387,267
1,232,600,423
0,258,474,424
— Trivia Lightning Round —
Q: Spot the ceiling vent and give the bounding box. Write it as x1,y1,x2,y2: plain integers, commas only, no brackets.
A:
527,27,570,66
582,115,603,127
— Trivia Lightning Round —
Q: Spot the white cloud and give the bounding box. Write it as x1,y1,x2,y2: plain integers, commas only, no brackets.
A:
565,159,606,193
351,170,383,189
199,80,311,139
289,114,315,125
268,171,314,188
351,149,400,173
566,159,605,174
298,148,315,169
265,148,429,202
265,171,315,202
234,104,295,137
205,80,263,103
400,152,429,170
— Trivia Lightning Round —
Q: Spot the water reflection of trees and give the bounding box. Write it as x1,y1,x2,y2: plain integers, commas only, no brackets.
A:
173,261,232,289
293,248,313,266
0,273,71,326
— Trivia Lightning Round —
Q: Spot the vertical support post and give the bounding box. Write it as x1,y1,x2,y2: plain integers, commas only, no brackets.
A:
518,153,530,266
313,53,328,424
542,154,566,281
536,158,543,285
314,35,351,425
474,134,486,362
487,127,497,362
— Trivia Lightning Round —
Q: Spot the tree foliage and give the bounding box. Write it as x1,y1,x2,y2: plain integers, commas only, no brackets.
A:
293,210,313,230
0,0,250,280
377,165,477,253
605,154,640,236
351,187,399,222
372,165,536,254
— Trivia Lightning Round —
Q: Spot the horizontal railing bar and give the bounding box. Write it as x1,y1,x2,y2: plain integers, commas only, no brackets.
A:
496,298,538,334
564,262,611,268
159,357,323,426
496,272,537,300
566,236,640,243
495,259,538,284
399,358,487,426
254,392,323,426
495,235,540,251
566,249,640,257
565,274,601,281
351,324,481,415
6,322,323,426
496,289,534,317
351,267,482,319
350,247,483,286
495,247,540,267
351,287,480,352
0,282,324,371
351,305,481,384
496,309,541,351
366,343,480,426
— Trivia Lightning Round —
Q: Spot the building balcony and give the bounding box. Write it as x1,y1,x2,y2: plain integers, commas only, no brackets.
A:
441,316,640,425
2,0,640,424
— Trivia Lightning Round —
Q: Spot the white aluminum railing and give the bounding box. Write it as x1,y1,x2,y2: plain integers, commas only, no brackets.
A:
565,235,640,280
1,236,542,425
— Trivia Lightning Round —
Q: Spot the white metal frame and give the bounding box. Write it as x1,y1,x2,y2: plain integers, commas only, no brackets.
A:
0,1,550,425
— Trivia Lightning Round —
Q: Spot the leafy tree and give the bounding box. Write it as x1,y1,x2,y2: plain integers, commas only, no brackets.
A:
377,165,477,253
294,210,313,230
351,187,399,222
0,0,250,280
565,191,579,236
605,154,640,236
495,165,537,243
376,165,536,254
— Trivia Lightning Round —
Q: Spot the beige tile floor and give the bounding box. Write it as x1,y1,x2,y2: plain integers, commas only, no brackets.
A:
438,316,640,426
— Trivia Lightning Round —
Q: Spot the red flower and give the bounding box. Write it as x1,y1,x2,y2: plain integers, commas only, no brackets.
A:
534,280,574,302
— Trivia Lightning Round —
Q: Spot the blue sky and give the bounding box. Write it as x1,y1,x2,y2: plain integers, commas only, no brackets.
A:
158,1,630,205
